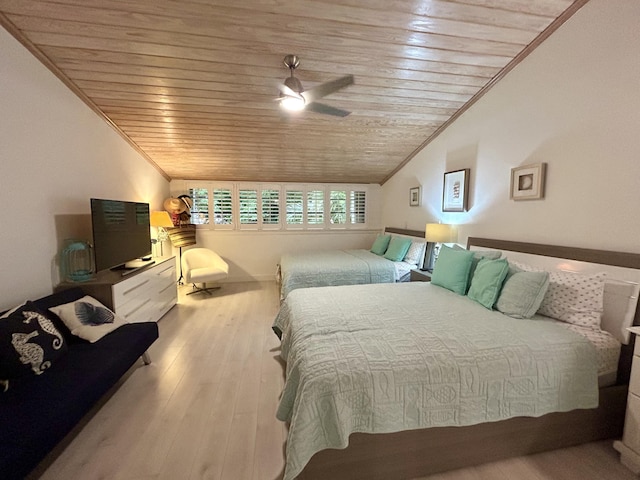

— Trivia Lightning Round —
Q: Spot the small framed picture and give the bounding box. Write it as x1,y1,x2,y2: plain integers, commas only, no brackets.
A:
442,168,469,212
409,186,421,206
510,163,546,201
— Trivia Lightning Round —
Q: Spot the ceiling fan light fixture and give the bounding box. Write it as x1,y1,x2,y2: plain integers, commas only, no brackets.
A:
280,95,305,112
276,55,353,117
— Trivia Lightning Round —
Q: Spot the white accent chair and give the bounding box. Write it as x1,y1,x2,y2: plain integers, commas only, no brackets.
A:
181,248,229,295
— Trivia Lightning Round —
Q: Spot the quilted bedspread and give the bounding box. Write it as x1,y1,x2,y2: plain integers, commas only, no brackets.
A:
273,282,599,480
279,249,396,299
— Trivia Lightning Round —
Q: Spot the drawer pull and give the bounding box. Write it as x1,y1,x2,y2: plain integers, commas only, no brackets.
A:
122,279,150,296
123,298,151,318
159,283,175,294
157,265,174,275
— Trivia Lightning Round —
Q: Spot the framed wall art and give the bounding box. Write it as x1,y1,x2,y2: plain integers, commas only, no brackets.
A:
442,168,469,212
510,163,546,201
409,186,421,206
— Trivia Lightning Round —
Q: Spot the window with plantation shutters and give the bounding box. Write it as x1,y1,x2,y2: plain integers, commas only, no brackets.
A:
286,190,304,226
307,190,324,226
238,188,258,227
262,188,280,226
330,190,347,225
188,188,209,224
212,187,233,227
350,190,366,224
174,183,368,231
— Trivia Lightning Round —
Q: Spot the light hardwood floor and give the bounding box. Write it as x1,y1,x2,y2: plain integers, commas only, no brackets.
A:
34,281,636,480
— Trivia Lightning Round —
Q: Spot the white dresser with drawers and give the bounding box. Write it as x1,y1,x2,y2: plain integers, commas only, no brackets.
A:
61,256,177,323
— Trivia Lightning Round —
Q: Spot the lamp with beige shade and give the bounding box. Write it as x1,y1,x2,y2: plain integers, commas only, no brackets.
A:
150,211,174,257
424,223,457,271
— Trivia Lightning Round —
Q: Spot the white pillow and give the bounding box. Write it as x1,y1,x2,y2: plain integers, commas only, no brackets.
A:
513,262,605,329
403,241,426,266
49,295,128,343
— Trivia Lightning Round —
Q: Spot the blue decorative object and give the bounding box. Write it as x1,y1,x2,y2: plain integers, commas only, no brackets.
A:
74,302,114,326
61,240,95,282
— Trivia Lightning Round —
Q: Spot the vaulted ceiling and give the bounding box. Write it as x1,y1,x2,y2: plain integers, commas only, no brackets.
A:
0,0,586,184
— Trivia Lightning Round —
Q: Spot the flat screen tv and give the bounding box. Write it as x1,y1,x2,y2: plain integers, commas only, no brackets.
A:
90,198,152,273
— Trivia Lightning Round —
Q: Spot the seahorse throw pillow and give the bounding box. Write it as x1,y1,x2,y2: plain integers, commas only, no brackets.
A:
0,301,68,387
49,295,128,343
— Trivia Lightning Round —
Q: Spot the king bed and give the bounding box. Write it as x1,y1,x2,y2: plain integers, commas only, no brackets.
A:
273,237,640,480
278,227,427,299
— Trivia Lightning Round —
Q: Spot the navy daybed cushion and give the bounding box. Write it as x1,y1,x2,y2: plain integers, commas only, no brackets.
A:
0,287,159,480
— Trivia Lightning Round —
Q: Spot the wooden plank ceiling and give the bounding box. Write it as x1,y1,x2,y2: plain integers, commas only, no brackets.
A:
0,0,586,184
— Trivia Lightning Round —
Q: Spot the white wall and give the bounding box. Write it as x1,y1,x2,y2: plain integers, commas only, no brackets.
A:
195,229,380,282
381,0,640,254
0,28,170,310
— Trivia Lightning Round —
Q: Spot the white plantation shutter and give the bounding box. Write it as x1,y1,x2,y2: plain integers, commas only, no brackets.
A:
238,188,258,228
212,186,233,228
261,188,280,227
330,190,347,225
286,190,304,228
188,187,209,224
307,190,324,226
350,190,366,225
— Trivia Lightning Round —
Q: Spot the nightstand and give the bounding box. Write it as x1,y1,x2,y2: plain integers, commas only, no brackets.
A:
410,269,432,282
614,328,640,473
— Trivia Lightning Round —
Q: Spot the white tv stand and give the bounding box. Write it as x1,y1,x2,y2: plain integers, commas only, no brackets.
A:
61,256,177,323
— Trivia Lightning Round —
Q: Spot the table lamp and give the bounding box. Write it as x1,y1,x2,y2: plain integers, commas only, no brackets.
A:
424,223,457,271
150,211,174,257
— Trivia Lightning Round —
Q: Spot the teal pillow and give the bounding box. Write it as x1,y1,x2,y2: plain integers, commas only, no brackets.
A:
384,237,412,261
370,234,391,255
453,245,502,286
467,258,510,309
496,266,550,318
431,245,475,295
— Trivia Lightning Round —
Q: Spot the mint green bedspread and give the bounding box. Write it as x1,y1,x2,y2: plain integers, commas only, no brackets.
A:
273,282,598,480
279,249,397,299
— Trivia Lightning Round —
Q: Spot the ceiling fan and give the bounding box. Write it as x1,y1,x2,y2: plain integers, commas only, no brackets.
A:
277,55,354,117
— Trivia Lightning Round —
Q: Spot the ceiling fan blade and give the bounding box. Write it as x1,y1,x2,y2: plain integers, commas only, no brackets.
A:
306,102,351,117
301,75,354,104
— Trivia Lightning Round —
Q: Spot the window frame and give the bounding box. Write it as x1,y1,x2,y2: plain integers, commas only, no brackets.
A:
177,183,369,231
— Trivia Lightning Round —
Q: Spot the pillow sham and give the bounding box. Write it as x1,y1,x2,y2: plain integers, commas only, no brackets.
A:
370,234,391,256
452,245,502,291
495,265,550,318
513,262,605,329
467,258,510,309
403,241,426,266
431,245,475,295
0,301,68,387
384,236,413,262
49,295,128,343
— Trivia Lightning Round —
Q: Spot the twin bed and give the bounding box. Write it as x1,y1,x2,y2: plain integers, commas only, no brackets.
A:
273,235,640,480
278,228,426,299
